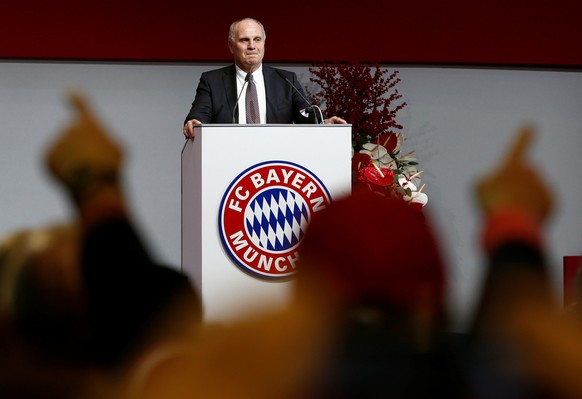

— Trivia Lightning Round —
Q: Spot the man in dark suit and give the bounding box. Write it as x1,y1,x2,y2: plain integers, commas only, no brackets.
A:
183,18,345,139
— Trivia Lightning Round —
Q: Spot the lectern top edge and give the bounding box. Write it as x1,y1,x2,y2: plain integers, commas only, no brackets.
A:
192,123,352,128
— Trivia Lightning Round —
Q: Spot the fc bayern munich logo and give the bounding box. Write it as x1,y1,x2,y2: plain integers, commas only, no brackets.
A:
218,160,332,280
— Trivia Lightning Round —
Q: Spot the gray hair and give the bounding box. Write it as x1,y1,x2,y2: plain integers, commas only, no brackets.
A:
228,18,266,43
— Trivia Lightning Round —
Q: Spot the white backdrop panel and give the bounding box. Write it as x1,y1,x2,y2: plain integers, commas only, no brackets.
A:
1,61,580,330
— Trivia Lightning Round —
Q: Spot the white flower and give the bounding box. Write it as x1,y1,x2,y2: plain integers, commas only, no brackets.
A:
397,175,429,206
360,143,397,169
408,191,429,206
398,175,416,192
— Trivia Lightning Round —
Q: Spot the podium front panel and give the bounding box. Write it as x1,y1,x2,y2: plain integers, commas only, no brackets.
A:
182,124,351,323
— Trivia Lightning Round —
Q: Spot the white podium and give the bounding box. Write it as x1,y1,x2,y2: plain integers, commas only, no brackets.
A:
181,124,351,323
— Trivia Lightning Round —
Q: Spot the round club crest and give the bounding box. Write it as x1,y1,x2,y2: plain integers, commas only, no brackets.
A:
218,160,332,280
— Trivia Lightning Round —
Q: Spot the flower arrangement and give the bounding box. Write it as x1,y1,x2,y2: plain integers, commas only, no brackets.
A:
309,60,427,208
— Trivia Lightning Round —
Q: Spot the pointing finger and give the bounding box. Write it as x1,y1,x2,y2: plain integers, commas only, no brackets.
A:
500,124,535,171
67,89,95,122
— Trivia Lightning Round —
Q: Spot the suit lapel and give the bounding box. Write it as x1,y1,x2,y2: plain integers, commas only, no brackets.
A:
263,67,277,123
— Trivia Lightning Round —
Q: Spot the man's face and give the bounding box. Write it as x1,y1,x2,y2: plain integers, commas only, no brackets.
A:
229,20,265,72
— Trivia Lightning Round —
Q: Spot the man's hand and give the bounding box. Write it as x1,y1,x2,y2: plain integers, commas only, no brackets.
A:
474,125,554,224
183,119,202,139
323,116,347,124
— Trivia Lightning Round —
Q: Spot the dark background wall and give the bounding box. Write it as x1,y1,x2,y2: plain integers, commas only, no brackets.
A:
2,0,580,66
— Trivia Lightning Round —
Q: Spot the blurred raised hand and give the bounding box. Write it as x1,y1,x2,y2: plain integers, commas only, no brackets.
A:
45,91,123,205
474,125,554,224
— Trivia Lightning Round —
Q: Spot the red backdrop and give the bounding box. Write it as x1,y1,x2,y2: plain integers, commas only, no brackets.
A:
564,256,582,306
1,0,580,66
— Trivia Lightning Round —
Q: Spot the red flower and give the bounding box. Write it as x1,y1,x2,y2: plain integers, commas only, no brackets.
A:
352,152,371,172
408,202,424,212
377,132,399,154
356,167,369,184
309,59,407,144
362,165,394,187
310,60,427,208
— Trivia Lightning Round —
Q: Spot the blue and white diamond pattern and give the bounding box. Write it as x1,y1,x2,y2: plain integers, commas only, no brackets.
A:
244,188,310,252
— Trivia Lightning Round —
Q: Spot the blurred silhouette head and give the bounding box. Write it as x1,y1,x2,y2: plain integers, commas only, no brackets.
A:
296,190,447,329
0,224,87,361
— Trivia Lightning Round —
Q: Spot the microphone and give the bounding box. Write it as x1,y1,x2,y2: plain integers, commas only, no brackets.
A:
232,73,251,124
275,70,324,124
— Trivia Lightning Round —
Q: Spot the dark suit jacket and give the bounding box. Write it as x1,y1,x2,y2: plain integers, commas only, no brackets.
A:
184,64,317,124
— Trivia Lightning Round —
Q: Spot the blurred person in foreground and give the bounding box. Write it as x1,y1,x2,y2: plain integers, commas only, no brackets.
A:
464,125,582,399
0,91,202,399
291,188,467,398
106,124,582,399
113,189,466,399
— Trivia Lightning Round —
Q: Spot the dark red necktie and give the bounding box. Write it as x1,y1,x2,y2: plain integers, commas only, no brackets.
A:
245,73,259,124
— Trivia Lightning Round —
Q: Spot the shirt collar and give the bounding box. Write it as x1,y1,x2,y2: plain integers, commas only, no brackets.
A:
235,64,263,81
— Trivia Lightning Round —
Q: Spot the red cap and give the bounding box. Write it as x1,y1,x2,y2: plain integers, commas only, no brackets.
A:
297,190,446,313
